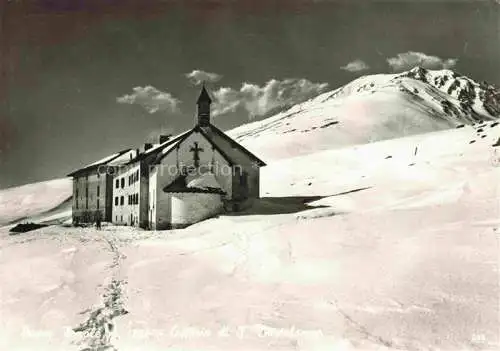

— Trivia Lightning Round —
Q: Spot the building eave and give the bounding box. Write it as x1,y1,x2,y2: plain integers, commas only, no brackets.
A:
67,148,132,177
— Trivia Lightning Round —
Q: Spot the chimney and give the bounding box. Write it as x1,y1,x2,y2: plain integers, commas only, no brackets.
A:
144,143,153,151
159,134,171,144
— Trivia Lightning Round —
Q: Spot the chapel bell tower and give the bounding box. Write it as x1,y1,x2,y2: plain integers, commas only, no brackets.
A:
196,84,212,127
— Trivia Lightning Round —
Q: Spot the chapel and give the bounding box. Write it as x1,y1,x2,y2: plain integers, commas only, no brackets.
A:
69,86,266,229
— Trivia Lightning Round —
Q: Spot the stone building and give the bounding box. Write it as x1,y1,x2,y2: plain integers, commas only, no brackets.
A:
69,86,266,229
67,149,137,224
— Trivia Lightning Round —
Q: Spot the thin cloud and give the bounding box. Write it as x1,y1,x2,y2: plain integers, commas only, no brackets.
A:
116,86,181,114
211,78,329,119
341,59,370,72
185,70,222,85
387,51,458,72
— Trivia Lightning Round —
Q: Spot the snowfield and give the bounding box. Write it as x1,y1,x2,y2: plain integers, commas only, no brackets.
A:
0,120,499,351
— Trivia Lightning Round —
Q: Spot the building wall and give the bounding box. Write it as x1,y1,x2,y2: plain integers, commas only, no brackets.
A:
72,171,109,223
139,160,150,228
156,131,233,198
169,192,223,228
154,186,173,230
148,167,158,229
111,163,141,226
104,174,113,221
202,127,261,201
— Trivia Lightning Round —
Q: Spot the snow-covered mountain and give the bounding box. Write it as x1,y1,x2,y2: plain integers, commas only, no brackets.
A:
0,178,72,226
228,67,500,161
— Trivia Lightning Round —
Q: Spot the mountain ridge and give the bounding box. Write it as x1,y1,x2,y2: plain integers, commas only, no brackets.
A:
228,67,500,161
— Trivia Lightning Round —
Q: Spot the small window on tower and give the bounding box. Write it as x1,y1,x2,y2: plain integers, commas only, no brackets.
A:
120,196,124,205
115,197,118,206
121,178,125,188
116,179,119,188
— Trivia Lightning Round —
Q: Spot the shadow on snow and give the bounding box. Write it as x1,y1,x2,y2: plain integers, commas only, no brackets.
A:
228,186,371,216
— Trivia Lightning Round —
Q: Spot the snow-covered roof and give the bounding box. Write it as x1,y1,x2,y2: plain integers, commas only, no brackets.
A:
126,130,193,165
163,172,225,194
186,173,223,191
67,149,132,177
84,152,121,168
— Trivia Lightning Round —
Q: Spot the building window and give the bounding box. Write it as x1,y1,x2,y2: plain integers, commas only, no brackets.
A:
116,179,119,188
120,196,124,205
120,215,123,222
97,185,100,197
121,178,125,188
115,197,118,206
97,199,100,209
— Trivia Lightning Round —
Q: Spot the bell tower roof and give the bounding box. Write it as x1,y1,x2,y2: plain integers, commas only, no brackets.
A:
196,84,212,105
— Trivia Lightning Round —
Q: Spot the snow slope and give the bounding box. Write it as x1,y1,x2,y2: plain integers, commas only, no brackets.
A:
0,121,499,351
228,67,500,161
0,178,72,226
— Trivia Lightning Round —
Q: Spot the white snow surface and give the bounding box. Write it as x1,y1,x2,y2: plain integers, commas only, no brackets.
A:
0,178,72,226
0,121,499,351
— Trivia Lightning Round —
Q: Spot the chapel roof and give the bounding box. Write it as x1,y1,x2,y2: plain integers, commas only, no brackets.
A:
151,124,267,167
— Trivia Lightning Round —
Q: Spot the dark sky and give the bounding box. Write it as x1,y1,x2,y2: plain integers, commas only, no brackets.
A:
0,0,499,189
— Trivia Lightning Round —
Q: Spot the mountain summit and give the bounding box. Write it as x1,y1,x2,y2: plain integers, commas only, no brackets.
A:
228,68,500,160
